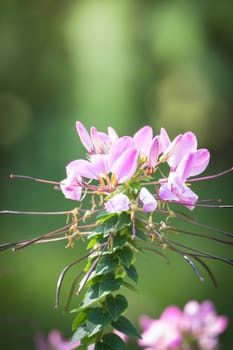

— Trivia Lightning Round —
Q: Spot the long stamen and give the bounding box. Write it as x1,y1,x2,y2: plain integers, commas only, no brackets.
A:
167,238,233,266
0,210,72,216
188,167,233,182
11,221,79,251
171,210,233,238
166,226,233,246
10,174,60,185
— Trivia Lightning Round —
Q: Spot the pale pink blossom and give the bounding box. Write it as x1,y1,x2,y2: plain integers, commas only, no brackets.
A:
133,125,153,157
35,330,83,350
60,170,82,201
139,306,183,350
105,193,131,213
76,121,119,155
139,187,157,212
138,301,228,350
66,139,138,188
159,149,210,210
181,300,228,350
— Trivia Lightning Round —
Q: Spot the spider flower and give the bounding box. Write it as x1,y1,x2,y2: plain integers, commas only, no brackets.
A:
76,121,119,155
159,149,210,210
1,121,232,350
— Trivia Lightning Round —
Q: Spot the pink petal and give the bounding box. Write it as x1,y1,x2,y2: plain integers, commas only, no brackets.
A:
171,132,197,167
107,126,119,143
109,136,134,166
159,173,198,210
161,306,182,324
160,127,171,152
188,149,210,177
176,150,210,181
148,136,160,168
90,127,111,154
159,183,178,202
67,156,108,180
105,193,130,213
60,172,82,201
133,125,153,156
160,134,183,167
139,315,155,330
111,148,138,183
84,155,109,180
170,174,198,210
76,121,93,152
139,187,157,212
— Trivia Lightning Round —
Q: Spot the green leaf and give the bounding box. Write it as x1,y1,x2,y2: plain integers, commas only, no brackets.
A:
117,246,133,268
112,315,141,338
125,265,138,283
116,212,131,230
112,234,128,250
95,343,112,350
105,294,128,321
135,229,147,241
86,307,111,337
96,211,115,222
92,255,119,277
99,273,123,295
87,236,101,250
103,215,118,234
122,281,139,293
71,324,88,343
87,225,105,241
101,333,127,350
72,346,87,350
79,282,108,310
79,271,123,310
72,310,88,331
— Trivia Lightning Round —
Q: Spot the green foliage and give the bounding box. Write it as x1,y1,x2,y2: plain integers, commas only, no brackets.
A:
71,212,143,347
111,316,141,338
95,333,127,350
105,294,128,321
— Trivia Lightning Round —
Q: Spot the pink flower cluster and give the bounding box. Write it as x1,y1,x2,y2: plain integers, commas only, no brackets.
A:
60,122,210,212
139,301,228,350
35,329,126,350
34,330,82,350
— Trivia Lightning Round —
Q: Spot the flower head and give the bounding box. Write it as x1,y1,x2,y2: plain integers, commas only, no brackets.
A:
159,130,210,210
76,121,119,155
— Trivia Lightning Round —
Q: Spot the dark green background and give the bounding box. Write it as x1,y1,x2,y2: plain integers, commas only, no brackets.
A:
1,1,232,349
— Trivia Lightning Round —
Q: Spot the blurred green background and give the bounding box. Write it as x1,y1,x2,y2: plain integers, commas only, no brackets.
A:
0,1,232,349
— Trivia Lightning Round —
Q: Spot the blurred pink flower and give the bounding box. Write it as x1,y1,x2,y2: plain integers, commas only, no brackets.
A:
139,306,183,350
181,300,228,350
34,330,82,350
138,301,228,350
